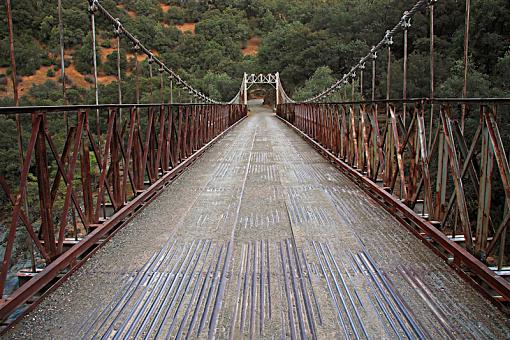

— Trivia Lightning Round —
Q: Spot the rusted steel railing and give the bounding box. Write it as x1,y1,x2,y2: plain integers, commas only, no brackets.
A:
0,103,246,320
278,98,510,302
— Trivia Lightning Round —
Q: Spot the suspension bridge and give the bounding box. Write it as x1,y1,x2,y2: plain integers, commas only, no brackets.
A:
1,0,510,338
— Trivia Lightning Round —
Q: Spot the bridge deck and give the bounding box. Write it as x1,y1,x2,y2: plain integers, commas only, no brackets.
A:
7,104,509,339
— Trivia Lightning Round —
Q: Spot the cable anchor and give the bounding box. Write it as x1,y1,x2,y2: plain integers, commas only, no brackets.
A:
88,0,98,13
114,19,123,36
384,31,394,46
401,11,412,29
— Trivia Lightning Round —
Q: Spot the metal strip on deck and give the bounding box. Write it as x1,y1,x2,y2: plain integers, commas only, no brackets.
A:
6,104,510,339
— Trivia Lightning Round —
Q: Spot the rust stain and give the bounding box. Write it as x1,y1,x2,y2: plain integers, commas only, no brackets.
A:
242,37,261,56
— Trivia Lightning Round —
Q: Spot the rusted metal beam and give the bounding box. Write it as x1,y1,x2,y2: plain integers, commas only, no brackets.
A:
276,110,510,304
0,116,41,297
440,108,473,251
277,98,510,306
55,113,85,254
0,177,50,262
0,103,246,322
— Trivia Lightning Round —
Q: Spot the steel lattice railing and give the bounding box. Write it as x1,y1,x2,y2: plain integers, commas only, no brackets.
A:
1,0,509,327
277,98,510,302
1,0,250,323
0,103,246,321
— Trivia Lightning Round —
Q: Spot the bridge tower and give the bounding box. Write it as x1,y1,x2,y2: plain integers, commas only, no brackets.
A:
240,73,280,105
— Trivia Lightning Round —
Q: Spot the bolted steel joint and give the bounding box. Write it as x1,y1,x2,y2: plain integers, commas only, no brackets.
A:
359,61,366,70
370,46,378,60
132,41,140,52
401,11,412,29
148,54,154,64
383,31,393,46
113,19,123,36
88,0,99,13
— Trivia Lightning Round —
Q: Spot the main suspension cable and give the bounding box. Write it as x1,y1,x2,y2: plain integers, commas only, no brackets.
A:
89,0,222,104
300,0,431,103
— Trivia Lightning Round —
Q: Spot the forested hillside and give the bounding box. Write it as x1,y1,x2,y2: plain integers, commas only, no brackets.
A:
1,0,509,106
0,0,509,294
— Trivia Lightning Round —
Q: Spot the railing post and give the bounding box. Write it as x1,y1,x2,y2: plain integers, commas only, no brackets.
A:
476,107,493,258
34,113,57,260
370,104,379,179
384,110,394,187
417,105,433,217
81,113,94,226
441,108,473,251
133,110,143,191
111,111,122,208
435,116,448,222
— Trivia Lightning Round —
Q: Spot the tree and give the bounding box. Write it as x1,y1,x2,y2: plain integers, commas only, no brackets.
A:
165,6,186,24
257,22,351,92
0,34,46,76
258,10,277,34
74,33,101,74
0,117,21,193
493,51,510,93
202,71,239,101
293,66,335,101
195,8,250,46
103,49,128,76
471,0,510,75
24,81,64,106
437,59,494,98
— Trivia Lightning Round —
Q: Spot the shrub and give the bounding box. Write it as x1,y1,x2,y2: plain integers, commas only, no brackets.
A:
101,40,112,49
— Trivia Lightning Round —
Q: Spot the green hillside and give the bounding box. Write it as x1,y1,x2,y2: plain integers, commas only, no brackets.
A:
0,0,509,106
